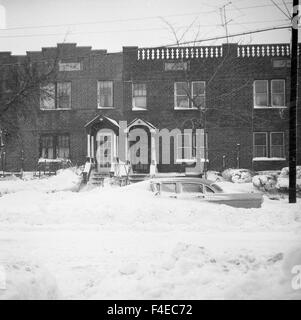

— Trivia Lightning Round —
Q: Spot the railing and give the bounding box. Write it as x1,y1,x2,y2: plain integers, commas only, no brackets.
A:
137,46,223,60
137,44,297,60
237,44,290,58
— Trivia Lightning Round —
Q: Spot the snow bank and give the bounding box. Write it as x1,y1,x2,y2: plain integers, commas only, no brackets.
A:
0,182,300,233
222,169,253,183
0,168,82,196
0,261,59,300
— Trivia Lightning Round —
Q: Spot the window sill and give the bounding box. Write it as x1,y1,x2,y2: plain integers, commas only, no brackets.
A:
254,106,287,109
176,158,209,163
40,108,72,111
253,157,286,161
97,107,115,110
132,107,148,111
174,107,199,111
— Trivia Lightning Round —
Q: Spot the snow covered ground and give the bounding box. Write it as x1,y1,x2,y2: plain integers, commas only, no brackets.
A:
0,172,301,299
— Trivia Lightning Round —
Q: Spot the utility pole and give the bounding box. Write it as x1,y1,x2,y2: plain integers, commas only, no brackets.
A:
289,0,299,203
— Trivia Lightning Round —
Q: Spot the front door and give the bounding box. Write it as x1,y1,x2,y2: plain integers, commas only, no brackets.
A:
96,132,113,173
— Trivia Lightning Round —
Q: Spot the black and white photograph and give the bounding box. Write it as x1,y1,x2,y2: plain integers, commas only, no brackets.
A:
0,0,300,302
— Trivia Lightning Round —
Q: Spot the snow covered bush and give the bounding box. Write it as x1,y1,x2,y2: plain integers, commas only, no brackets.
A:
276,166,301,192
206,171,224,182
222,169,253,183
279,166,301,179
252,175,277,192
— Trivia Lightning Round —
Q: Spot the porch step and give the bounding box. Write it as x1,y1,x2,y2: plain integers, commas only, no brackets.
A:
87,169,110,187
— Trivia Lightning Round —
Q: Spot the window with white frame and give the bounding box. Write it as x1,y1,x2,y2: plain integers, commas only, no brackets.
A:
253,132,285,159
271,80,285,107
132,83,147,110
174,81,205,109
253,132,268,158
174,82,189,109
98,81,113,108
270,132,285,158
192,81,205,109
253,79,286,108
253,80,268,107
40,82,71,110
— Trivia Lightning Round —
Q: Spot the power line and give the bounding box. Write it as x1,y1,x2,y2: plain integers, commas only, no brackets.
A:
165,24,291,47
0,24,292,68
0,19,289,39
0,2,293,32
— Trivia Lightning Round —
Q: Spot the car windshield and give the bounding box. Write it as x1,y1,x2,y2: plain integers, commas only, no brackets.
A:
210,183,223,193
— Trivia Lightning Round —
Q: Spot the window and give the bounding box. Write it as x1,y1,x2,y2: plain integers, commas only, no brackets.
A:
181,183,203,193
253,80,286,108
132,83,147,110
270,132,285,158
205,186,215,193
174,82,189,109
161,183,177,193
164,61,188,71
40,82,71,110
253,132,268,158
40,134,70,159
192,81,205,109
271,80,285,107
98,81,113,108
57,135,70,158
40,84,55,110
253,132,285,159
174,81,205,109
40,136,54,159
254,80,268,107
57,82,71,109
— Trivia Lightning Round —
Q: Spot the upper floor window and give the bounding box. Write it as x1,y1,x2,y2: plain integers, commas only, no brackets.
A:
253,80,268,107
57,82,71,109
271,80,285,107
253,79,286,108
40,82,71,110
132,83,147,110
174,81,205,109
98,81,113,108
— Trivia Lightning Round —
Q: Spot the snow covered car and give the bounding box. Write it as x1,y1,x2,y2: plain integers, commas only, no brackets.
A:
150,177,263,208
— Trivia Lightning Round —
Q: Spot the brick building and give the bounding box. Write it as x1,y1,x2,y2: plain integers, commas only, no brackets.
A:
0,42,300,175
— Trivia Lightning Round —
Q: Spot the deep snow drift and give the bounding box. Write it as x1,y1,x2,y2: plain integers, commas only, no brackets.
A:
0,172,300,299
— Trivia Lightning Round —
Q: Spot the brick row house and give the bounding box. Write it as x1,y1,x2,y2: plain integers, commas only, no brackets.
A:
0,42,300,175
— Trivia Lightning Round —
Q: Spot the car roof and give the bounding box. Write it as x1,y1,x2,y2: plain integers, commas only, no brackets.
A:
150,177,215,185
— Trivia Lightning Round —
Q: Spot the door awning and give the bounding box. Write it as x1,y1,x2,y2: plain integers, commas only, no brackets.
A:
84,115,120,129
